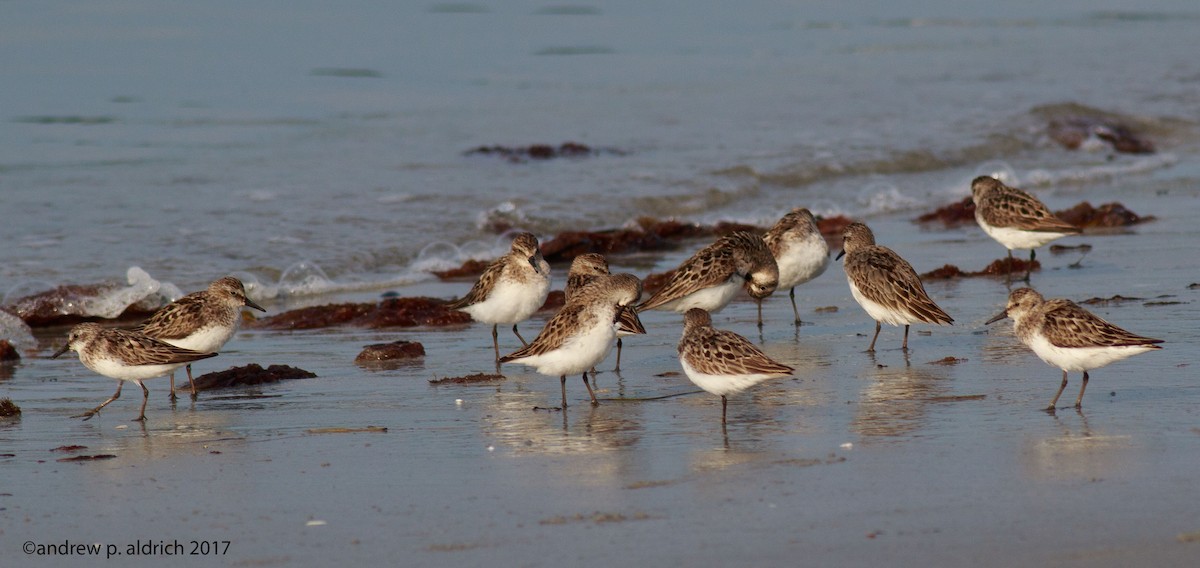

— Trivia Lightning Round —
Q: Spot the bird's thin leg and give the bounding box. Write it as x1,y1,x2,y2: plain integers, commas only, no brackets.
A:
133,381,149,422
902,325,911,351
867,321,882,352
1025,250,1035,282
186,364,198,400
581,372,598,406
1074,371,1090,409
721,395,728,424
73,382,124,420
790,287,801,326
560,375,568,409
1046,371,1069,411
512,324,528,347
168,372,178,402
1006,250,1015,285
491,324,500,364
614,338,623,372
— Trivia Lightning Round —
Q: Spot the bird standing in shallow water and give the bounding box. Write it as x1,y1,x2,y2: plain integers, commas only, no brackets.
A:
677,308,793,423
837,222,953,352
138,276,265,400
448,232,551,368
971,176,1081,282
52,323,218,421
565,254,643,371
763,207,829,327
986,287,1162,411
500,273,644,408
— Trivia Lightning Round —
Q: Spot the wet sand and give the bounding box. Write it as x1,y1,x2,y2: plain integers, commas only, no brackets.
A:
3,172,1200,567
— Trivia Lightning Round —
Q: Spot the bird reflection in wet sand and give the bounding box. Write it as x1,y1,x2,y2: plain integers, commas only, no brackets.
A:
483,391,644,455
500,273,644,409
1023,411,1137,481
851,358,950,440
677,308,793,423
987,287,1162,412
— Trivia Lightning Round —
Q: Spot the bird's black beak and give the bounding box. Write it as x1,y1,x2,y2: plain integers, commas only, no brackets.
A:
244,297,266,312
835,250,846,261
50,343,71,359
984,310,1008,325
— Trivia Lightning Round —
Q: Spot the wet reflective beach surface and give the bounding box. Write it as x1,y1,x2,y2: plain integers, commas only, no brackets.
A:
6,179,1200,566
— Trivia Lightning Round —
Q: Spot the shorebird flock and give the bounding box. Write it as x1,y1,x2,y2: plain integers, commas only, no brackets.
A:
51,176,1162,423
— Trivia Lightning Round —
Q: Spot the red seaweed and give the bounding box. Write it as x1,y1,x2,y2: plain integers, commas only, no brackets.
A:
250,297,471,330
921,257,1040,279
192,364,317,391
355,341,425,363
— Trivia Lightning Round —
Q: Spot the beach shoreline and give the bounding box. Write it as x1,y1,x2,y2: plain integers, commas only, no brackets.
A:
4,167,1199,567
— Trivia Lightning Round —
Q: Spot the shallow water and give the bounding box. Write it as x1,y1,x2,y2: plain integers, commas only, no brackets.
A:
3,0,1200,295
6,170,1200,567
4,1,1200,566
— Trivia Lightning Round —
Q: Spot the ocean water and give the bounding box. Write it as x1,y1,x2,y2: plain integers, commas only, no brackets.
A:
2,0,1198,304
4,2,1200,566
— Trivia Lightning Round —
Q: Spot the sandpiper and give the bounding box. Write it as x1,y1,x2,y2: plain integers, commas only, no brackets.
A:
837,222,953,351
565,254,643,370
52,323,218,421
971,176,1081,281
500,273,644,408
677,308,793,423
448,232,552,366
763,207,829,326
138,276,265,400
637,231,778,318
986,287,1162,411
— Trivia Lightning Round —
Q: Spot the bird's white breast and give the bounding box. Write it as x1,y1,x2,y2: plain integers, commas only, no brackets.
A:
775,234,829,289
86,356,186,382
978,219,1072,250
463,274,550,325
847,277,917,326
508,316,616,377
680,357,781,397
1025,332,1158,372
161,324,236,353
655,277,741,313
